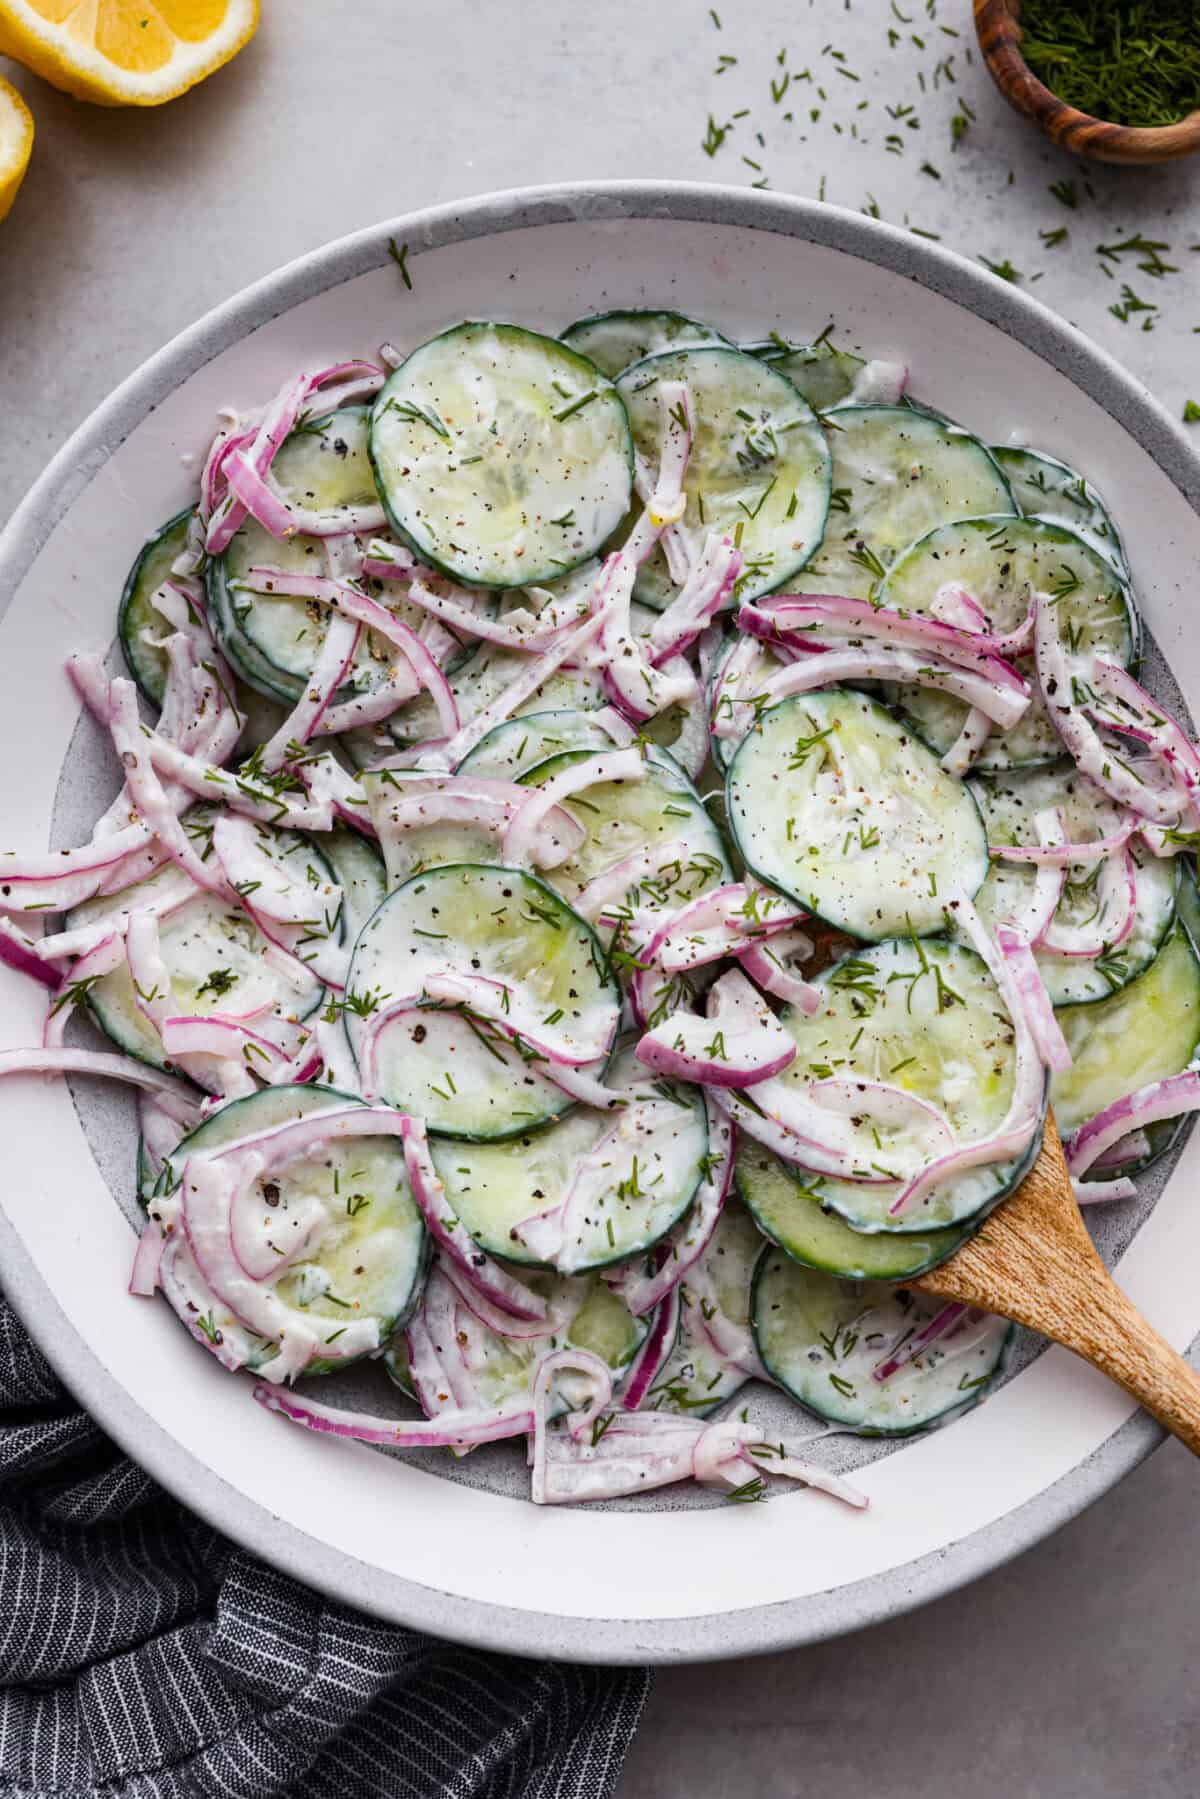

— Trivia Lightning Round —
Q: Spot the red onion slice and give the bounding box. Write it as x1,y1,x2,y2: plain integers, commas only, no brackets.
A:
995,927,1072,1073
1033,595,1186,824
648,534,742,665
887,896,1044,1217
421,605,609,772
1072,1175,1138,1204
400,1114,548,1321
502,747,645,867
734,931,821,1014
872,1302,971,1383
0,1047,201,1122
753,643,1029,729
635,1005,797,1088
254,1382,535,1447
1037,848,1136,958
620,1287,683,1411
741,594,1032,685
1065,1070,1200,1179
128,1215,166,1298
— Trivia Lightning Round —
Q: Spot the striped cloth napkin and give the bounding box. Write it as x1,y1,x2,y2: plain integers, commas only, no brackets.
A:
0,1295,649,1797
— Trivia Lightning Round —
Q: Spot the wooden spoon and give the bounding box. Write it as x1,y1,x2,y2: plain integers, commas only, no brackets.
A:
913,1110,1200,1455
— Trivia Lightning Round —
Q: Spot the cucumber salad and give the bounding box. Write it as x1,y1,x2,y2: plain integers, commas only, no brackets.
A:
2,311,1198,1512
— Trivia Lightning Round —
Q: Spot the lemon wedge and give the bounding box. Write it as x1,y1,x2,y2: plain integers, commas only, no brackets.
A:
0,0,258,107
0,75,32,221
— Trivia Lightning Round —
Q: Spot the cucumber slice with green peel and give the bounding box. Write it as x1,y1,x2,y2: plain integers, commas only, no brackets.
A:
517,744,733,923
735,1138,968,1279
344,862,618,1140
1177,859,1200,947
149,1085,428,1369
964,765,1177,1005
881,516,1138,772
993,445,1130,580
752,1250,1012,1434
1052,924,1200,1139
745,338,865,412
756,937,1039,1233
208,406,425,706
361,770,508,890
726,691,989,940
369,322,634,588
67,816,332,1072
429,1046,707,1273
143,1080,357,1201
616,346,832,610
271,403,381,513
320,827,387,940
459,708,620,781
217,550,434,713
396,1269,646,1413
207,549,300,704
790,406,1015,600
561,310,730,379
647,1201,765,1415
119,508,195,705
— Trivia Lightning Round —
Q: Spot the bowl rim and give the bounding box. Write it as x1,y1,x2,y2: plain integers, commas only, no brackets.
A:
1,179,1198,1664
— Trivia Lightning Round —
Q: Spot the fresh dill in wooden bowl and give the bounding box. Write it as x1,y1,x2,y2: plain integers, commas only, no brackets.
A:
974,0,1200,164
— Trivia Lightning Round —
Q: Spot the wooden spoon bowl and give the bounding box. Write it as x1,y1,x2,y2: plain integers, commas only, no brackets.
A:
974,0,1200,166
914,1111,1200,1455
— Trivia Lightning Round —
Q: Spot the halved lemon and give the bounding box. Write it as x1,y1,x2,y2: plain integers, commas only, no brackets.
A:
0,75,32,220
0,0,258,107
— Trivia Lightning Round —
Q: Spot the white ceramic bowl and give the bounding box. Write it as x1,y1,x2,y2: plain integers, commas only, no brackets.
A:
2,182,1199,1663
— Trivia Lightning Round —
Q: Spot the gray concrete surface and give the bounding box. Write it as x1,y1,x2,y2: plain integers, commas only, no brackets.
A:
2,1,1198,1792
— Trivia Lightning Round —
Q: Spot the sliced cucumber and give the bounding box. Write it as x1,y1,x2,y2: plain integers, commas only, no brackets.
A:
791,406,1015,599
752,1250,1012,1434
144,1080,356,1199
616,346,831,609
993,445,1129,580
966,765,1176,1004
746,338,865,412
320,827,387,940
648,1201,766,1416
150,1085,427,1366
208,406,420,706
735,1138,967,1279
1178,859,1200,947
404,1269,645,1413
757,938,1037,1232
561,310,729,378
118,508,195,705
67,816,331,1072
369,322,634,588
1052,924,1200,1139
458,708,619,781
881,516,1137,771
518,744,732,923
429,1046,707,1273
344,862,618,1139
726,691,988,940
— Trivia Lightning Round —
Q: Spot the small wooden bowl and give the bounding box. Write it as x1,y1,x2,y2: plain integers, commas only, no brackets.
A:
974,0,1200,165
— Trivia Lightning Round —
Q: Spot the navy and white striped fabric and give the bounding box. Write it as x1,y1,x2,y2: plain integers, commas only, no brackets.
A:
0,1296,649,1797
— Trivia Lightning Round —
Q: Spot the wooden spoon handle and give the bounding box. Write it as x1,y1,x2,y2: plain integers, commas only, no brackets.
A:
1023,1264,1200,1458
